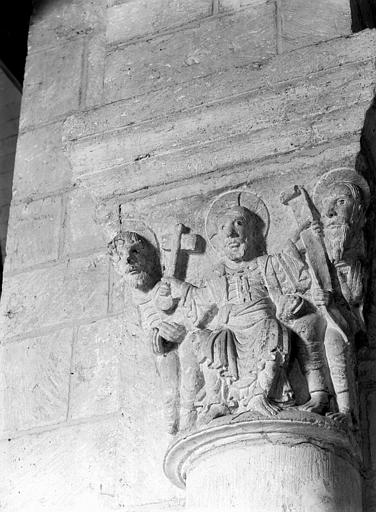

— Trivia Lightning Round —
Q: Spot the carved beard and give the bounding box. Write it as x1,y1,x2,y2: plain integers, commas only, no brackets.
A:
124,270,153,290
323,223,351,264
223,238,248,261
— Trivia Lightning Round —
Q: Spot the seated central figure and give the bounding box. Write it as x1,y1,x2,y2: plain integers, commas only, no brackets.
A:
163,191,298,418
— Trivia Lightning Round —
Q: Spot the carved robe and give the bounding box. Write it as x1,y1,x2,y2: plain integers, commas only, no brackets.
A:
134,283,201,432
180,256,298,407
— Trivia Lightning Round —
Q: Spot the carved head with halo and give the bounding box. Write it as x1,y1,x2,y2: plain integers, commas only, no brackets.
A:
205,190,269,263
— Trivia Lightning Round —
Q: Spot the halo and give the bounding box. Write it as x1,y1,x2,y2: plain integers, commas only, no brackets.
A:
117,217,160,254
205,189,270,255
313,168,370,210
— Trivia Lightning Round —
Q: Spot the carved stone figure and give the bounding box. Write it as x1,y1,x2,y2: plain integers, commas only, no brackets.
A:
164,191,295,420
108,230,201,434
279,168,370,426
312,168,370,424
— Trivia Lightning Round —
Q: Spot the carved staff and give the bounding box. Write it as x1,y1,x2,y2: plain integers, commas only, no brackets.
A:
280,185,347,341
159,224,199,311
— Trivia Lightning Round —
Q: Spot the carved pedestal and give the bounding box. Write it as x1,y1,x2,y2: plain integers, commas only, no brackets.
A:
164,414,362,512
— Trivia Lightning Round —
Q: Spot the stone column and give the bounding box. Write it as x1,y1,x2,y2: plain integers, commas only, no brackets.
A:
165,415,362,512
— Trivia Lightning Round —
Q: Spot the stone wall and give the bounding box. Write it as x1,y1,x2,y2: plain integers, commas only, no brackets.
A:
0,70,21,264
0,0,375,510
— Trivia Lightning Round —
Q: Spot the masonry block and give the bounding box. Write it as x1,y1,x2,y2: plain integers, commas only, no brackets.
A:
104,3,276,103
0,328,73,434
5,196,62,272
64,188,105,256
29,0,105,51
280,0,352,52
20,40,84,129
69,316,124,420
218,0,263,12
107,0,212,45
0,254,109,340
64,59,374,193
13,122,72,201
0,418,120,512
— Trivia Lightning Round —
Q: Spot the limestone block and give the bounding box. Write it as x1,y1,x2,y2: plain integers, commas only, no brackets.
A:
20,40,84,130
280,0,352,52
64,59,374,192
0,328,72,434
0,416,183,511
12,122,72,201
0,254,109,340
0,418,120,512
104,4,276,103
84,31,106,109
29,0,105,51
107,0,213,45
69,316,124,420
219,0,263,12
66,30,376,142
64,188,105,256
5,196,62,272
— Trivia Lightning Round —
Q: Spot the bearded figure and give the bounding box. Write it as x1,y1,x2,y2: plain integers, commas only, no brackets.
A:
108,230,201,434
311,168,370,425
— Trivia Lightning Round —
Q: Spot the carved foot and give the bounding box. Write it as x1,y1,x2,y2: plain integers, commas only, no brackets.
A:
299,391,330,415
246,394,281,417
326,411,353,428
179,408,197,433
166,419,179,435
198,403,229,425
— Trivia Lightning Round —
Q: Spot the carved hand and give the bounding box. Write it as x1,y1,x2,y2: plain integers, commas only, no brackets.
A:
292,219,323,242
161,276,187,297
311,288,331,307
158,321,186,344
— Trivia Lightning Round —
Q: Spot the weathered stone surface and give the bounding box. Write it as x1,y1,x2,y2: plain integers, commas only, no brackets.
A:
5,196,62,271
0,415,182,511
79,137,360,216
13,122,72,201
84,31,106,109
169,421,362,511
64,188,105,256
66,30,376,141
69,316,124,420
65,58,374,190
104,3,276,103
0,418,119,512
29,0,104,51
20,40,84,129
280,0,351,52
0,329,72,434
65,99,370,199
0,254,109,339
107,0,212,44
219,0,262,11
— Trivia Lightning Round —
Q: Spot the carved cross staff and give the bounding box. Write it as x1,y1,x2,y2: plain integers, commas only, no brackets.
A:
159,223,199,311
280,185,347,341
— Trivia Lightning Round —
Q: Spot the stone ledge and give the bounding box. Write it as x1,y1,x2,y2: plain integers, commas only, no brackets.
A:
164,412,362,489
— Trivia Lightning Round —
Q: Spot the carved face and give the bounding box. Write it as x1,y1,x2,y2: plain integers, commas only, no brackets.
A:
216,207,252,262
321,183,357,227
109,232,155,290
320,183,364,263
